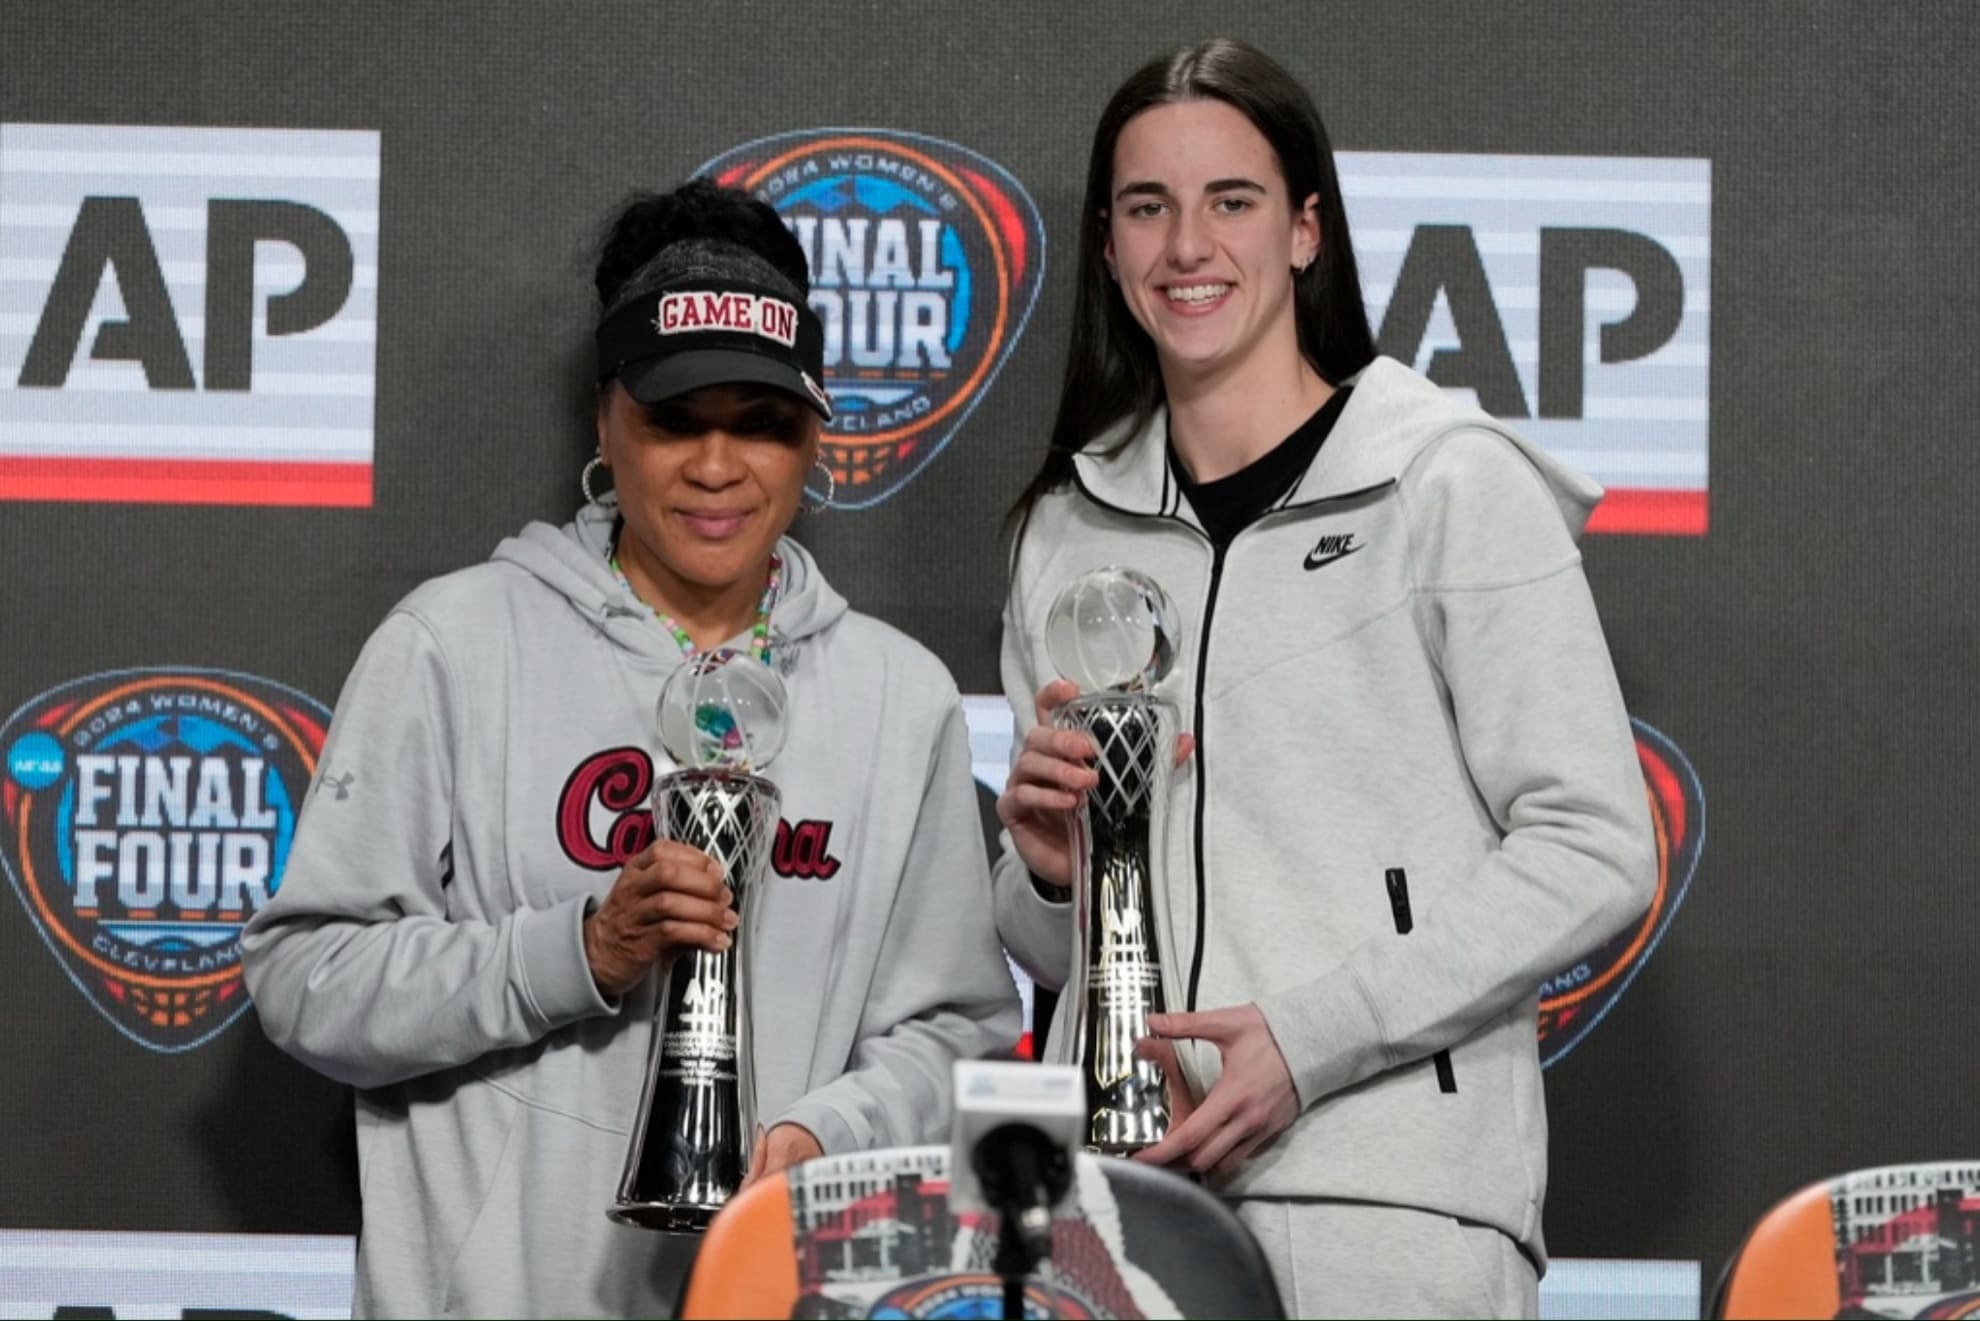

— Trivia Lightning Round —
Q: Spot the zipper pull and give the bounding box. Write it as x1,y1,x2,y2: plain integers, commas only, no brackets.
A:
1385,867,1413,934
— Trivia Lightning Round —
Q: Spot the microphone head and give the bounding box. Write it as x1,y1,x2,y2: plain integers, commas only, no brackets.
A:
949,1060,1084,1218
972,1122,1073,1210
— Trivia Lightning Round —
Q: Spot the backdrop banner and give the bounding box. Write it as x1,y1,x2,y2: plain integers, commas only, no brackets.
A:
2,3,1974,1313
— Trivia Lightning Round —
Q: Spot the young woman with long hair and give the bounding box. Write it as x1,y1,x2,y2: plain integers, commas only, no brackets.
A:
994,39,1655,1318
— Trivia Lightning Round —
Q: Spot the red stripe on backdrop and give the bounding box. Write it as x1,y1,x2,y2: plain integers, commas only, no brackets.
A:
1586,488,1709,535
0,458,373,508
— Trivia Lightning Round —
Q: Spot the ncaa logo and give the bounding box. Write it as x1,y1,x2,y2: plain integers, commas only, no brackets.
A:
1538,718,1705,1067
0,669,330,1052
699,130,1046,507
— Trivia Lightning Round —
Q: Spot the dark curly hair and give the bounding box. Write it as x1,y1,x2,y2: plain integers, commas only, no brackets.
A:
593,178,810,310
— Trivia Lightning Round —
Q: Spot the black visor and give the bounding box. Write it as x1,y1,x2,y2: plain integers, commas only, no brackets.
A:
596,280,831,421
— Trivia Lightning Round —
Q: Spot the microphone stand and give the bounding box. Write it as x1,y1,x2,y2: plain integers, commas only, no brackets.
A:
992,1200,1054,1320
973,1124,1071,1321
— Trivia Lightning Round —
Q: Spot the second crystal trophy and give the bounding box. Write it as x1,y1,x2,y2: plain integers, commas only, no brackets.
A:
1047,567,1185,1155
610,648,785,1231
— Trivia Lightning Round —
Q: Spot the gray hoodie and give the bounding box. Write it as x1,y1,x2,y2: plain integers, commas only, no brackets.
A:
994,357,1655,1268
242,503,1020,1318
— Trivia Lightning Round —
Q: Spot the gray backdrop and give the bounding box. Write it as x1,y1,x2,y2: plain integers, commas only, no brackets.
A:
1,0,1975,1291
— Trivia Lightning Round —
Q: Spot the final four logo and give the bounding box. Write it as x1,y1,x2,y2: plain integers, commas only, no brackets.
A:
1537,718,1706,1067
699,130,1047,507
0,669,329,1052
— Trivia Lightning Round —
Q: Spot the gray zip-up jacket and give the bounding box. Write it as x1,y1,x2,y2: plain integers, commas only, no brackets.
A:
243,506,1020,1318
994,357,1655,1268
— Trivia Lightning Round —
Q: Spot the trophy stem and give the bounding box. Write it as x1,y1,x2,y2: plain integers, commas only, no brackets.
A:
610,769,779,1231
1056,693,1181,1155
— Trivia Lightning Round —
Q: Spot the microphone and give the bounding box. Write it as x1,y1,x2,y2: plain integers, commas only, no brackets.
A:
973,1122,1071,1266
951,1061,1084,1319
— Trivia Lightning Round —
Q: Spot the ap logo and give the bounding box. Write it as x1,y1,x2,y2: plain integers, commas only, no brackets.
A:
0,124,380,506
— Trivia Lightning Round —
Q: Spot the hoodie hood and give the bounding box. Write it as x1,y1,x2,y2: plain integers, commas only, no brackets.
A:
489,496,849,662
1072,355,1605,543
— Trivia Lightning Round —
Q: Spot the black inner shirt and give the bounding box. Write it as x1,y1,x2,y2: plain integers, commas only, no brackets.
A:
1170,386,1352,551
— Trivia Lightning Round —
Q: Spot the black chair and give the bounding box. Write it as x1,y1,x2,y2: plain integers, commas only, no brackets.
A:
1095,1154,1285,1319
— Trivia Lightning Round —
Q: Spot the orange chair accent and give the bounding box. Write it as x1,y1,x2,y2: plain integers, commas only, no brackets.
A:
1716,1179,1844,1318
1714,1162,1980,1320
677,1171,803,1320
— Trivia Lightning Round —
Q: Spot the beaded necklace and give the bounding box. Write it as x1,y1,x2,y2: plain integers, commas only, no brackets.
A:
609,547,782,666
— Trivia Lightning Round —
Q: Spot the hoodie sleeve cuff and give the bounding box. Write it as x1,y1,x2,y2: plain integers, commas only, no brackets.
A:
1028,871,1072,904
773,1095,869,1158
514,894,617,1030
1255,966,1391,1110
991,848,1076,990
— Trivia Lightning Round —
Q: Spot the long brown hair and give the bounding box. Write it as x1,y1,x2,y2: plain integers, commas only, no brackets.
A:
1009,39,1376,537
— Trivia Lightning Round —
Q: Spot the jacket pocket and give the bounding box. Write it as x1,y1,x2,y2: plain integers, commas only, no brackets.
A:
1384,867,1458,1095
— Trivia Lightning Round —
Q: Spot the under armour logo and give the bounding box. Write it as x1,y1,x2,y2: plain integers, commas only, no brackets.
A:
321,770,355,801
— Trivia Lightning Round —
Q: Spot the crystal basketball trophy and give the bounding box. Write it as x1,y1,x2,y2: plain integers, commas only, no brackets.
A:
610,649,785,1231
1047,567,1185,1155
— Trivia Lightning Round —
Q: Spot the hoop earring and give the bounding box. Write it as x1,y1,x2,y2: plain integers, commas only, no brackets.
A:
581,455,608,505
803,457,836,513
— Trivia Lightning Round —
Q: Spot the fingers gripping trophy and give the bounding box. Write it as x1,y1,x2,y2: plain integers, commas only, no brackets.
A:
610,650,786,1231
1048,568,1186,1155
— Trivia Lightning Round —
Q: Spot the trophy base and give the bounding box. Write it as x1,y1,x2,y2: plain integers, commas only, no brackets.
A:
1087,1108,1170,1158
606,1198,725,1234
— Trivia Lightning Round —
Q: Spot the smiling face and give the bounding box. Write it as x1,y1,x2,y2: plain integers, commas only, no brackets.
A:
596,381,816,612
1105,98,1320,389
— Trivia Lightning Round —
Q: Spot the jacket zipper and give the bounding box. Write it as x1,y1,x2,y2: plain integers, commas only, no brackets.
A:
1184,542,1227,1013
1385,867,1457,1094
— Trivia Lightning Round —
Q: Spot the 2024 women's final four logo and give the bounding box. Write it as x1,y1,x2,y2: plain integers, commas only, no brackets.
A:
699,129,1047,507
1537,718,1706,1067
0,670,329,1052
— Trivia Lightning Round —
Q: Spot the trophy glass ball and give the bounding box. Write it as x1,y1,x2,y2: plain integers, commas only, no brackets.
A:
1045,567,1181,694
656,648,788,774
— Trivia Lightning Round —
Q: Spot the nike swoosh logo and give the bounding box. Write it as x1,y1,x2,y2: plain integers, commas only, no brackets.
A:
1303,544,1362,571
